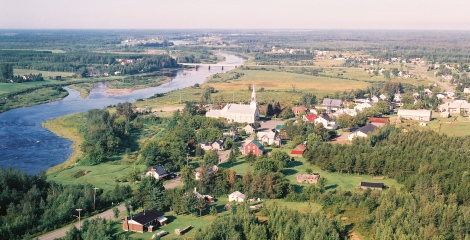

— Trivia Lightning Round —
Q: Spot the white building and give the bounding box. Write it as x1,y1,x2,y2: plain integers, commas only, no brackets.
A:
206,86,260,123
229,191,245,202
257,130,280,146
314,113,338,130
348,124,378,141
397,109,432,121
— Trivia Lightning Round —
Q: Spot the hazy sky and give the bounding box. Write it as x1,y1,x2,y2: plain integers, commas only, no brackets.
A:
1,0,470,30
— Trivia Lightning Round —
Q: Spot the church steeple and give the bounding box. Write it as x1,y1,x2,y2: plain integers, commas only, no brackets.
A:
250,84,257,109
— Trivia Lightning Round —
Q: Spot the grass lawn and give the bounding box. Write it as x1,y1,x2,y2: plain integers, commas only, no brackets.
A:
47,163,148,191
284,157,402,192
392,114,470,137
0,79,65,95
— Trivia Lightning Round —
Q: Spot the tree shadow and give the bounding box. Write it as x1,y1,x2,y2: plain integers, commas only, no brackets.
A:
219,160,245,169
286,160,303,168
292,184,304,193
325,184,338,191
282,169,298,176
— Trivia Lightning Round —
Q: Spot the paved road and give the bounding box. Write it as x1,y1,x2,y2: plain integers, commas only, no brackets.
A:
38,178,182,240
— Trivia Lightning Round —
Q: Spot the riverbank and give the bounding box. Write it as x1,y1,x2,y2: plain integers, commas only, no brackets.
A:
42,112,85,173
0,87,69,113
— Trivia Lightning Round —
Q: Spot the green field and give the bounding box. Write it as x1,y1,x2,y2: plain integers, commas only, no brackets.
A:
0,79,65,95
13,68,74,77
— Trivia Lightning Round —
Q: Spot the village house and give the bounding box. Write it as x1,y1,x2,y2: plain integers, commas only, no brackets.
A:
354,102,375,112
348,124,378,141
257,130,280,146
206,85,259,123
371,95,379,102
145,166,169,180
292,106,308,116
303,113,318,123
296,174,320,184
379,94,388,101
243,123,257,134
290,144,307,156
316,98,343,112
368,117,389,127
243,139,264,156
333,108,357,117
314,113,338,130
464,88,470,94
359,182,384,190
122,210,167,233
211,140,224,151
200,142,213,151
394,93,402,102
397,109,432,121
195,165,218,180
439,100,470,114
229,191,245,202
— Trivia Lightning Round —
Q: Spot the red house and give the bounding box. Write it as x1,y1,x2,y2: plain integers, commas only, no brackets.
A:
290,144,307,156
303,114,318,123
244,140,264,156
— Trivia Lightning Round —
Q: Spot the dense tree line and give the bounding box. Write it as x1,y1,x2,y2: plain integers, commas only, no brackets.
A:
0,168,131,240
194,204,345,240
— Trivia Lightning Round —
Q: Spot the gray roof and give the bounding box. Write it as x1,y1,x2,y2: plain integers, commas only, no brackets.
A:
222,104,257,114
154,166,168,176
321,98,343,107
357,124,378,134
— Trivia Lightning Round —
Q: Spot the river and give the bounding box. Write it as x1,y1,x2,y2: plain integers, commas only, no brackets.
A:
0,53,245,174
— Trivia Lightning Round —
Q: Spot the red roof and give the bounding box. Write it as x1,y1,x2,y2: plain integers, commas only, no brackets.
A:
304,114,318,123
290,150,305,155
290,144,306,155
368,117,389,124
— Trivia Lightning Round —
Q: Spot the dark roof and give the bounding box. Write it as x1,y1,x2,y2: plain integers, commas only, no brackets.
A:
319,113,332,121
131,210,164,225
357,124,378,135
154,166,168,176
215,140,224,146
202,142,212,146
360,182,384,189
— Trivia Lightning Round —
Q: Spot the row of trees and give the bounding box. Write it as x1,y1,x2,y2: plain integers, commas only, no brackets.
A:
0,168,131,240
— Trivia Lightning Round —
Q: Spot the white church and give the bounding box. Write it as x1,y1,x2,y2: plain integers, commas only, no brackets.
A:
206,86,260,123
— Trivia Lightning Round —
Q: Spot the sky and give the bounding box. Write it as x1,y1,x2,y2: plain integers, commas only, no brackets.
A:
1,0,470,30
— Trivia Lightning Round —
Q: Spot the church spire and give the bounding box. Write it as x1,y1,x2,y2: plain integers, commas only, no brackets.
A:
250,84,257,109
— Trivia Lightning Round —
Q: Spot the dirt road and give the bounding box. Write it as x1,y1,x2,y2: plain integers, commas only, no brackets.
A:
38,178,182,240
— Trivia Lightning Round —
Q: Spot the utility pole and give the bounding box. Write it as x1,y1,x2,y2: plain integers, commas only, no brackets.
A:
75,208,83,231
93,187,99,212
186,153,189,165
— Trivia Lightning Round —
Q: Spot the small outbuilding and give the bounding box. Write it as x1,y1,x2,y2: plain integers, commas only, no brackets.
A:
145,166,169,180
290,144,307,156
359,182,384,190
229,191,245,202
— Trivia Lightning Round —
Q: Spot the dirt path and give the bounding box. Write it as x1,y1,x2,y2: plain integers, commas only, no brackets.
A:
37,178,181,240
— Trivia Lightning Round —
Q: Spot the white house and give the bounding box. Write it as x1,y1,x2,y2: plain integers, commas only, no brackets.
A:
314,113,338,130
200,142,213,151
354,102,375,112
229,191,245,202
371,95,379,102
145,166,169,180
394,93,402,102
439,100,470,113
212,140,224,151
348,124,378,140
379,94,388,101
464,88,470,94
257,130,280,146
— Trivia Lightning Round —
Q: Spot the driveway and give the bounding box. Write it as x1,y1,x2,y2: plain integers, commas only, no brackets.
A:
38,179,182,240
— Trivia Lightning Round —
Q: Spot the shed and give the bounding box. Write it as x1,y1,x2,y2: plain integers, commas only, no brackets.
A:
359,182,384,190
229,191,245,202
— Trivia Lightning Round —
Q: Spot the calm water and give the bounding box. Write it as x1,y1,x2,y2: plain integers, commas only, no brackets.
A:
0,53,245,174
